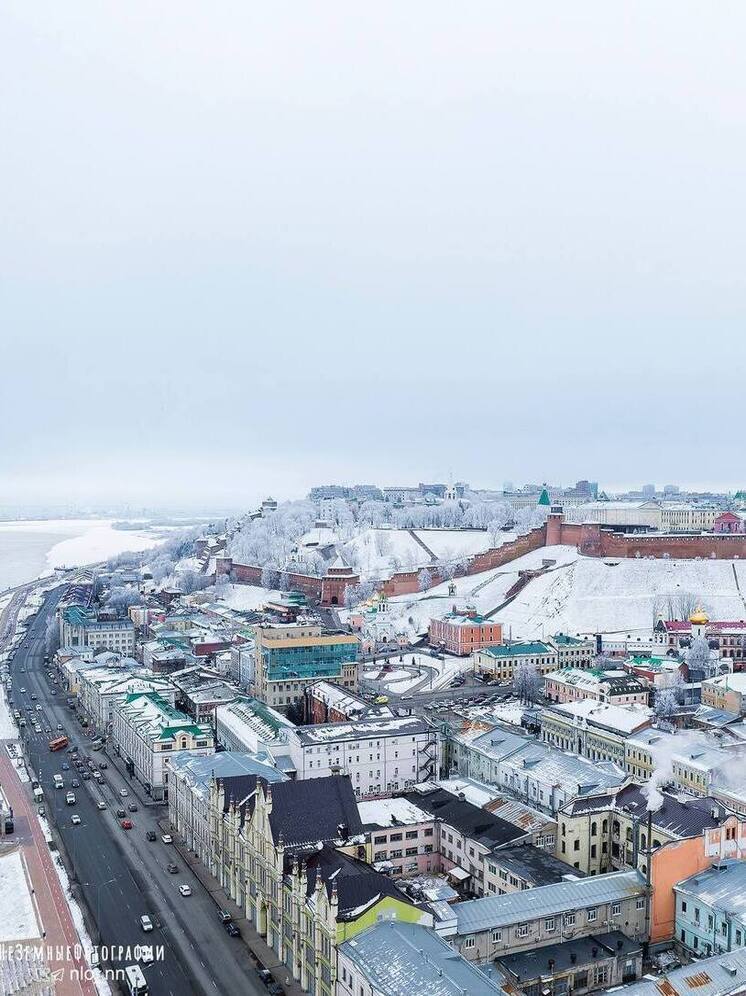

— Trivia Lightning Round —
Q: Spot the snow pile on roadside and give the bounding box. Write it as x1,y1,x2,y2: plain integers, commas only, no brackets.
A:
37,815,112,996
0,688,17,740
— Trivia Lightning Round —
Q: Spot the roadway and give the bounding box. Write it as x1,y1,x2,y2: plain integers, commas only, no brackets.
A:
11,591,265,996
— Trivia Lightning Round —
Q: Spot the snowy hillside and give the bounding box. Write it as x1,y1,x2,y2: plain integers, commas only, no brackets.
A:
340,527,510,578
364,548,746,642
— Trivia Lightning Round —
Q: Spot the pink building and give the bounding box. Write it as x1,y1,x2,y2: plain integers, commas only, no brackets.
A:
714,511,745,534
428,607,503,656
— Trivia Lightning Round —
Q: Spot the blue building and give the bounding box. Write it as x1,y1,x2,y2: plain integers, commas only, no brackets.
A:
675,860,746,958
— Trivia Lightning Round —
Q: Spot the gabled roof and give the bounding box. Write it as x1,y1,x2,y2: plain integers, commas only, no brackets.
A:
300,846,406,920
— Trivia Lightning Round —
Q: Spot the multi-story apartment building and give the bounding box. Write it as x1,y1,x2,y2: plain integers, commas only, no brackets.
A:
702,673,746,714
77,667,175,733
337,920,505,996
59,604,136,655
434,870,647,965
112,691,213,800
544,668,649,706
253,623,360,710
287,716,439,798
166,750,284,870
450,726,627,818
540,701,652,767
675,860,746,958
428,609,503,656
551,633,597,668
474,642,558,683
209,774,431,996
215,696,295,758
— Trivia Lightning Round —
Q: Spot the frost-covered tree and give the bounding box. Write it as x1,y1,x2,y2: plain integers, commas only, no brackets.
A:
514,660,542,704
261,566,280,590
688,635,711,670
654,686,680,719
343,579,378,609
45,612,60,656
105,585,142,614
418,568,434,592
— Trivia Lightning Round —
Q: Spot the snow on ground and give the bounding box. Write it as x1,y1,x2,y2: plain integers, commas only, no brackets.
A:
343,527,520,579
493,555,746,638
0,686,16,739
0,849,42,942
47,521,164,569
220,582,282,612
362,652,473,693
381,545,579,641
458,698,526,728
413,528,516,561
375,543,746,642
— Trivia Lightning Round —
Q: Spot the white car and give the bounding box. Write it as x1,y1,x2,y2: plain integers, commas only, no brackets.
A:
161,834,173,844
178,884,192,897
140,915,153,932
119,788,128,797
35,704,42,711
96,801,106,810
71,814,81,825
139,945,154,965
34,725,41,733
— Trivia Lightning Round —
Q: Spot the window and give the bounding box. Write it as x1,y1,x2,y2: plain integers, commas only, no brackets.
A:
389,833,402,842
611,902,621,917
573,839,580,851
591,821,597,836
463,936,475,950
491,929,502,944
516,924,529,938
636,898,645,910
564,913,576,927
682,900,687,913
587,908,597,922
545,917,556,932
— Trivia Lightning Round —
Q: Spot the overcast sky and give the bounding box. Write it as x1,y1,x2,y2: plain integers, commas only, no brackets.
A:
1,2,744,508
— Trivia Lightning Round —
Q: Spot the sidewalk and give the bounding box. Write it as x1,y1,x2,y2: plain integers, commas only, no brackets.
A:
0,745,95,996
157,816,307,996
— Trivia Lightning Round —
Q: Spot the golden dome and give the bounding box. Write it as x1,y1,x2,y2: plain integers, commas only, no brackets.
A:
690,607,709,626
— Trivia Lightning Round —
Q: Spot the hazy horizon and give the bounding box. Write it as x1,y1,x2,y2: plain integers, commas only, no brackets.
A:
2,2,744,506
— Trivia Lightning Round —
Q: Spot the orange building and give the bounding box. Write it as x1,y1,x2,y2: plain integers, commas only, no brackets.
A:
428,607,503,656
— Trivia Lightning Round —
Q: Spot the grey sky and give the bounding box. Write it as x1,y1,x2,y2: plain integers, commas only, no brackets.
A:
1,2,744,506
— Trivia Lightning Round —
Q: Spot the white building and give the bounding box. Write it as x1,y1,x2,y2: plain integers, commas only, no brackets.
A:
215,697,295,756
59,605,136,655
287,716,439,799
112,691,213,800
77,667,176,734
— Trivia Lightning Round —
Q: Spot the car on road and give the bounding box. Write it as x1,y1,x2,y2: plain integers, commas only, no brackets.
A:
66,792,75,805
99,761,107,769
61,762,69,770
224,921,240,937
146,830,157,841
71,814,81,825
139,915,153,932
217,909,232,923
128,802,138,812
119,788,128,797
121,818,134,830
34,725,41,733
116,808,126,818
19,688,26,694
166,862,178,874
35,704,42,711
56,724,63,731
178,884,192,897
96,801,106,810
82,772,91,780
30,693,35,699
161,834,173,844
71,779,79,788
139,945,154,965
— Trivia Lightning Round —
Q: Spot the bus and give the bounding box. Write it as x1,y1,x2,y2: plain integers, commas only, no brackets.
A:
124,964,149,996
48,735,69,752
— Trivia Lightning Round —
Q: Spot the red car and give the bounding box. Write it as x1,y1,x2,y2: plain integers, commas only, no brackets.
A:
120,818,133,830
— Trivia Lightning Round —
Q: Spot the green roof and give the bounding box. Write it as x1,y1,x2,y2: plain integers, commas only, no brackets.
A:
551,633,588,646
481,641,552,658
